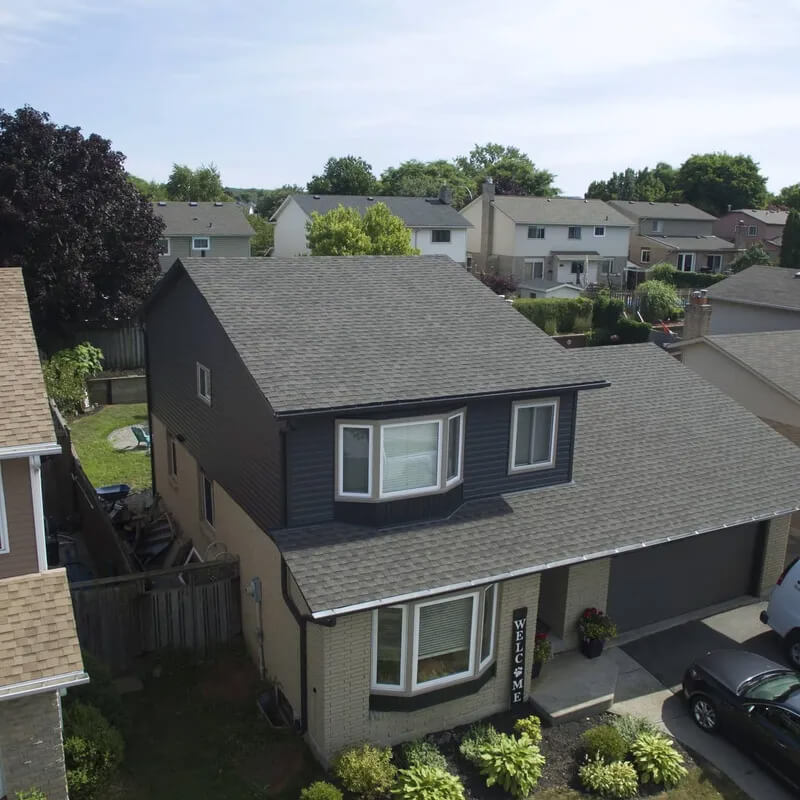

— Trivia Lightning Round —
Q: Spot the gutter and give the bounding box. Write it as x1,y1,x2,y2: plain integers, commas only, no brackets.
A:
0,442,61,460
0,670,90,701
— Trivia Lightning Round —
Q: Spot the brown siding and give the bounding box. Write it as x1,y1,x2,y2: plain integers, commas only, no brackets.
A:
0,458,38,579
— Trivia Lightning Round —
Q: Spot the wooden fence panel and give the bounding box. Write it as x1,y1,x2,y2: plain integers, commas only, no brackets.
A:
81,325,145,371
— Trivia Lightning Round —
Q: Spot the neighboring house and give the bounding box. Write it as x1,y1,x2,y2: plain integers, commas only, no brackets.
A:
461,182,633,288
0,268,87,800
607,200,737,286
706,264,800,334
151,201,255,271
713,209,788,262
143,255,800,764
270,189,471,262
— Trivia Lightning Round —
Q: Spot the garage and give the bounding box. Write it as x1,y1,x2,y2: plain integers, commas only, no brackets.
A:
607,522,763,632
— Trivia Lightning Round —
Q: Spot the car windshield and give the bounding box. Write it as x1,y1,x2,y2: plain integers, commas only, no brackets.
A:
742,672,800,701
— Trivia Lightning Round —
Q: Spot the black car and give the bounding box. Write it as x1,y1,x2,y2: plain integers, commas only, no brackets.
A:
683,650,800,789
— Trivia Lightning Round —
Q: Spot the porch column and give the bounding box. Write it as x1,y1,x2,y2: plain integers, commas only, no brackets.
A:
757,515,791,596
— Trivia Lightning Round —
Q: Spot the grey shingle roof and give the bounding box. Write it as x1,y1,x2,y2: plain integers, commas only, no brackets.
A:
491,196,632,227
731,209,788,226
274,344,800,617
151,202,255,237
283,195,471,228
608,200,717,222
177,256,605,414
707,264,800,311
641,235,736,251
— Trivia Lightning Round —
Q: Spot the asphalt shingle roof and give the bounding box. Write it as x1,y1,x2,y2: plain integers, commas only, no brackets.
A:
274,344,800,617
731,209,788,226
707,265,800,311
176,256,605,414
641,235,736,251
285,194,471,228
490,196,633,227
151,202,255,237
608,200,717,222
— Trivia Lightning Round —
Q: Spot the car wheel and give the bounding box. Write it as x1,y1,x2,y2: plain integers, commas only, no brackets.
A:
691,695,718,732
786,631,800,668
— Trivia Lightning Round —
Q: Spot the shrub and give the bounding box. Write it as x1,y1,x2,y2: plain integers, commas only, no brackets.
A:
393,765,464,800
580,725,629,763
63,702,124,799
629,732,688,787
42,342,103,415
513,714,543,744
478,271,518,296
458,722,501,766
512,297,593,335
16,792,48,800
610,714,660,747
300,782,343,800
576,608,617,641
333,743,397,800
615,316,650,344
636,280,681,322
65,650,125,730
647,262,726,288
591,290,625,331
477,732,545,799
401,739,447,771
648,262,676,284
578,755,638,799
533,633,552,665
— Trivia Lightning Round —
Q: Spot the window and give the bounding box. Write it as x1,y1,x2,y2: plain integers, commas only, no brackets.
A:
510,399,558,472
431,230,451,243
706,254,723,271
594,226,606,237
0,463,8,555
414,594,476,687
533,261,544,279
196,362,211,405
571,261,583,274
339,425,372,497
651,219,664,233
192,236,211,250
640,248,651,263
747,225,758,237
381,420,441,497
676,252,695,272
158,237,170,256
446,413,464,484
600,259,613,275
568,226,582,240
519,261,533,281
167,433,178,480
200,470,214,527
373,606,407,688
527,225,545,239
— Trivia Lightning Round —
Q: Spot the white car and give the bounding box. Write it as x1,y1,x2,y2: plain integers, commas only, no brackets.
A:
761,557,800,667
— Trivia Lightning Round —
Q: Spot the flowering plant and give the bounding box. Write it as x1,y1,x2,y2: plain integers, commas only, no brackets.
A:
576,608,617,642
533,633,552,664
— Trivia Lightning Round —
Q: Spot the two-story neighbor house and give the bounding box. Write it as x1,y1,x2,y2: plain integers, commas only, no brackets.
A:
144,255,800,764
713,209,788,263
270,190,471,263
0,268,87,800
151,201,255,271
461,182,633,291
608,200,738,286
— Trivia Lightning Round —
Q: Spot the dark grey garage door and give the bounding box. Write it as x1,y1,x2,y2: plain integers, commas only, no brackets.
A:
607,523,762,632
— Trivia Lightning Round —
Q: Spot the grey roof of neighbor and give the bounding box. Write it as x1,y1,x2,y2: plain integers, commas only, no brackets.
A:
517,279,582,293
641,235,737,251
172,256,606,414
731,209,789,226
707,264,800,311
491,196,633,227
608,200,717,222
274,344,800,617
151,202,255,237
768,235,783,247
282,194,471,228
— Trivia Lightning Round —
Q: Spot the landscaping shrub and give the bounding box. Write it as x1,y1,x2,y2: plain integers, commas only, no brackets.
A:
647,262,727,288
578,754,638,799
513,714,542,744
458,722,501,766
512,297,593,335
576,608,617,641
609,714,660,747
300,781,343,800
477,732,545,799
629,732,688,787
580,725,629,763
478,271,518,296
64,650,126,730
393,765,465,800
15,791,48,800
401,739,447,770
63,702,124,799
635,280,681,323
333,743,397,800
591,290,624,331
615,316,650,344
42,342,103,415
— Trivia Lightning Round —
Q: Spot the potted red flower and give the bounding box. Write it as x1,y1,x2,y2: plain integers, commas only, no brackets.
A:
531,632,552,679
576,607,617,659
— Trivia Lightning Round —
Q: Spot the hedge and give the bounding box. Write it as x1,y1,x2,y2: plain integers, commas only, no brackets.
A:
648,262,727,289
512,297,593,335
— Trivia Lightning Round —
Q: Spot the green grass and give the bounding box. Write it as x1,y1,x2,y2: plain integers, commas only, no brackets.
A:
70,403,152,489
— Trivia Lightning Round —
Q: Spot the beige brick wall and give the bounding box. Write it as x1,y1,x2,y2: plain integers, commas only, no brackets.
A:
758,515,792,596
0,691,68,800
561,559,610,649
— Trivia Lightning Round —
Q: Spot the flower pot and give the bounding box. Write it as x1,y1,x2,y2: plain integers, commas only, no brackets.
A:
531,661,543,679
580,637,604,659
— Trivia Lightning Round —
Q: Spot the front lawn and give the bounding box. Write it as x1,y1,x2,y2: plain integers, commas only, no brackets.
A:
70,403,151,489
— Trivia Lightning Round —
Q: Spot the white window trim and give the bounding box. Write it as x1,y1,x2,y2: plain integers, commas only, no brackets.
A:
747,225,758,237
371,605,408,691
445,411,466,486
0,463,9,555
479,584,498,669
509,398,559,474
593,226,606,237
568,226,582,239
640,248,651,263
196,362,211,406
337,424,373,498
200,470,215,528
431,229,451,243
159,237,171,257
411,590,480,691
677,252,695,272
379,419,443,500
192,236,211,250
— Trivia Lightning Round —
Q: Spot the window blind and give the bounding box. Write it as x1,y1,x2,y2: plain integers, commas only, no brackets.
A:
382,421,439,494
342,427,370,493
417,596,473,659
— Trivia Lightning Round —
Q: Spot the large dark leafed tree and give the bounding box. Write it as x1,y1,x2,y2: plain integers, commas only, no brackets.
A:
0,107,163,343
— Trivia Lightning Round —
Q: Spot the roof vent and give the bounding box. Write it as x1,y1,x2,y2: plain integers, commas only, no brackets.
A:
628,200,634,204
795,271,800,279
189,201,198,207
367,196,374,201
313,194,320,199
648,201,655,205
157,201,167,206
214,201,223,206
583,199,588,203
546,198,551,203
673,202,679,206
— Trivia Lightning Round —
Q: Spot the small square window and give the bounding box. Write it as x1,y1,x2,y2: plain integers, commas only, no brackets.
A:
192,236,211,250
431,229,451,243
196,362,211,405
158,238,170,256
200,470,215,527
594,226,605,237
510,399,558,472
651,219,664,233
747,225,758,237
568,226,582,240
640,248,651,263
527,225,546,239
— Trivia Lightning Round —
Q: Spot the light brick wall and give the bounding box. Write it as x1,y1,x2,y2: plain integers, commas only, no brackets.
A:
758,515,792,596
0,691,68,800
561,559,611,649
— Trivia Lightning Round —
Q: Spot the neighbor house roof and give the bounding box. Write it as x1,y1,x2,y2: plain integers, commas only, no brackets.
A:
279,194,471,228
641,235,737,252
608,200,717,222
0,268,59,455
730,209,789,226
274,344,800,617
707,264,800,311
0,569,86,696
490,196,632,227
151,201,255,237
159,257,606,415
517,279,583,295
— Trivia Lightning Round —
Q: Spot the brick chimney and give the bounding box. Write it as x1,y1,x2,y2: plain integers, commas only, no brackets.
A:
682,290,711,340
479,178,495,272
438,185,452,205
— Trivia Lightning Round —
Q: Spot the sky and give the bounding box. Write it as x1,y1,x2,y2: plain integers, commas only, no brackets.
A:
1,0,799,197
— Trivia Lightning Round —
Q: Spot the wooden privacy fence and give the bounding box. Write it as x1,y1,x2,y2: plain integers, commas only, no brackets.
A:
70,559,242,673
81,324,145,371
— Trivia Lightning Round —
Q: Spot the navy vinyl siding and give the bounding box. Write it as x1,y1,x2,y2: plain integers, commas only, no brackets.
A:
145,272,284,531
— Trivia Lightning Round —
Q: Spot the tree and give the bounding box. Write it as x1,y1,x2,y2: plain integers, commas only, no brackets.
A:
456,143,557,196
306,202,418,256
774,183,800,211
730,243,771,273
127,173,167,200
585,164,677,202
0,106,163,340
307,155,377,195
379,160,474,207
677,153,767,216
779,210,800,269
248,214,274,256
635,280,681,323
255,184,303,219
165,162,229,201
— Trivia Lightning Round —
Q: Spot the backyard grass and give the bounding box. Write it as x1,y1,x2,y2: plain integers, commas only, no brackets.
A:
70,403,152,489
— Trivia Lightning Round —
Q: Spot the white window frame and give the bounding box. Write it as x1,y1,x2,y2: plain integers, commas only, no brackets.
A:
640,248,651,263
158,237,171,256
371,605,408,690
0,463,9,555
600,259,613,275
192,236,211,250
199,469,215,528
337,424,373,498
379,419,443,500
431,229,451,244
747,225,758,237
196,362,211,405
167,433,178,480
568,226,582,240
479,584,498,669
533,260,544,279
509,398,559,474
676,252,695,272
593,225,606,237
527,225,546,239
651,219,664,233
445,411,466,486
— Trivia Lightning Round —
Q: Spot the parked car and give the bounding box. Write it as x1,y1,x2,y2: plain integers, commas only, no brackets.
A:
683,649,800,789
761,557,800,667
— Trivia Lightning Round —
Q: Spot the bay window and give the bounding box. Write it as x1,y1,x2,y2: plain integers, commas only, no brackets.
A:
510,398,558,472
381,420,441,497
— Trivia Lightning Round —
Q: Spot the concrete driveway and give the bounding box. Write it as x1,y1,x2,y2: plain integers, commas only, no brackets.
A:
609,600,795,800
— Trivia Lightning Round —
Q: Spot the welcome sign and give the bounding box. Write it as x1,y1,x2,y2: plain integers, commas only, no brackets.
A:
510,607,527,705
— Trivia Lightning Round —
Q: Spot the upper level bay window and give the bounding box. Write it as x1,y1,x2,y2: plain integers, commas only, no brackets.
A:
509,398,558,473
337,410,465,501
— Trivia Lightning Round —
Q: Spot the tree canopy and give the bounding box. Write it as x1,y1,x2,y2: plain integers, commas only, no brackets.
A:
774,183,800,211
307,155,377,195
586,163,678,202
254,184,302,218
0,106,162,341
779,210,800,269
247,214,274,256
165,163,229,201
456,143,558,196
677,153,767,216
379,159,474,207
